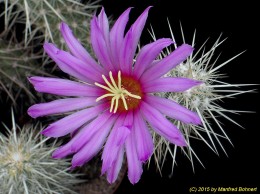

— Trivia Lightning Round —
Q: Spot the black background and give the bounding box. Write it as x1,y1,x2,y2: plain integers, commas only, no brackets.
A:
100,1,260,193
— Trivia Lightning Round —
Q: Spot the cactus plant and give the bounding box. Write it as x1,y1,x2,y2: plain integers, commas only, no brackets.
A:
3,0,100,49
0,111,83,194
0,37,50,107
149,23,254,175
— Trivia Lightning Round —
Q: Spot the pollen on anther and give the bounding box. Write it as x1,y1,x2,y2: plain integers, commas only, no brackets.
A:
94,71,142,113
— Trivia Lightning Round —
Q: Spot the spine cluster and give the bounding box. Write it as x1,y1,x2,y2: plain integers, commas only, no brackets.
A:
0,113,82,194
149,24,253,175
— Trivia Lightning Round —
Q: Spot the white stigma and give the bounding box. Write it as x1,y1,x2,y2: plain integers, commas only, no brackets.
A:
95,71,141,113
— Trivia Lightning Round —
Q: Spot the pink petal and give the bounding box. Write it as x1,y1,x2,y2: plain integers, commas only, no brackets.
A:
145,95,201,125
52,139,75,159
29,76,102,97
41,103,105,137
143,77,202,93
97,7,110,44
133,38,173,79
44,43,103,83
60,22,102,73
110,8,131,68
133,110,153,162
122,111,134,129
110,112,133,147
140,101,186,146
52,112,112,160
101,114,126,174
44,43,96,83
53,50,103,83
125,130,143,184
91,16,115,71
71,115,116,167
114,126,131,147
106,146,124,184
70,111,113,152
28,97,97,118
119,6,151,75
140,44,194,82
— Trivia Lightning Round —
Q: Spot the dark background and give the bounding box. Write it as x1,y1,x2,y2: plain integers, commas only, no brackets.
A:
100,1,260,193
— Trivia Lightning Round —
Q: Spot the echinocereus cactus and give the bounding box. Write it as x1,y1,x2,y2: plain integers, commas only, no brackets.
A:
150,23,254,174
0,112,83,194
2,0,100,49
27,7,202,184
0,38,49,106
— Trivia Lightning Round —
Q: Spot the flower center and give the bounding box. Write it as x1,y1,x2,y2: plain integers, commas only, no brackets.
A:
95,71,142,113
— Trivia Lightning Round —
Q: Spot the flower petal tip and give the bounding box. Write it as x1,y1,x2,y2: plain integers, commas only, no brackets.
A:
139,153,152,162
52,145,74,159
40,130,48,136
60,22,72,38
138,148,153,162
71,160,82,169
100,6,105,13
43,42,54,49
101,169,106,176
175,138,187,147
190,114,202,125
70,144,80,153
129,175,141,185
27,106,38,118
52,150,61,159
28,77,38,85
195,80,204,85
60,21,68,29
69,165,77,171
43,43,59,55
106,175,118,184
146,5,153,10
195,118,202,125
107,179,113,184
183,43,194,50
101,164,108,175
40,126,56,137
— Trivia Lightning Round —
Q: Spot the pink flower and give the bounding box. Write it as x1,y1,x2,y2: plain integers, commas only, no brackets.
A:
28,7,201,184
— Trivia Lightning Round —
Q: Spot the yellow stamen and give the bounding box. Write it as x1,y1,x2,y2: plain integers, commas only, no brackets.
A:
95,93,115,102
94,82,114,93
109,71,119,90
110,96,116,112
114,96,120,113
124,90,141,100
102,74,116,92
118,71,122,90
121,93,128,110
95,71,141,113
